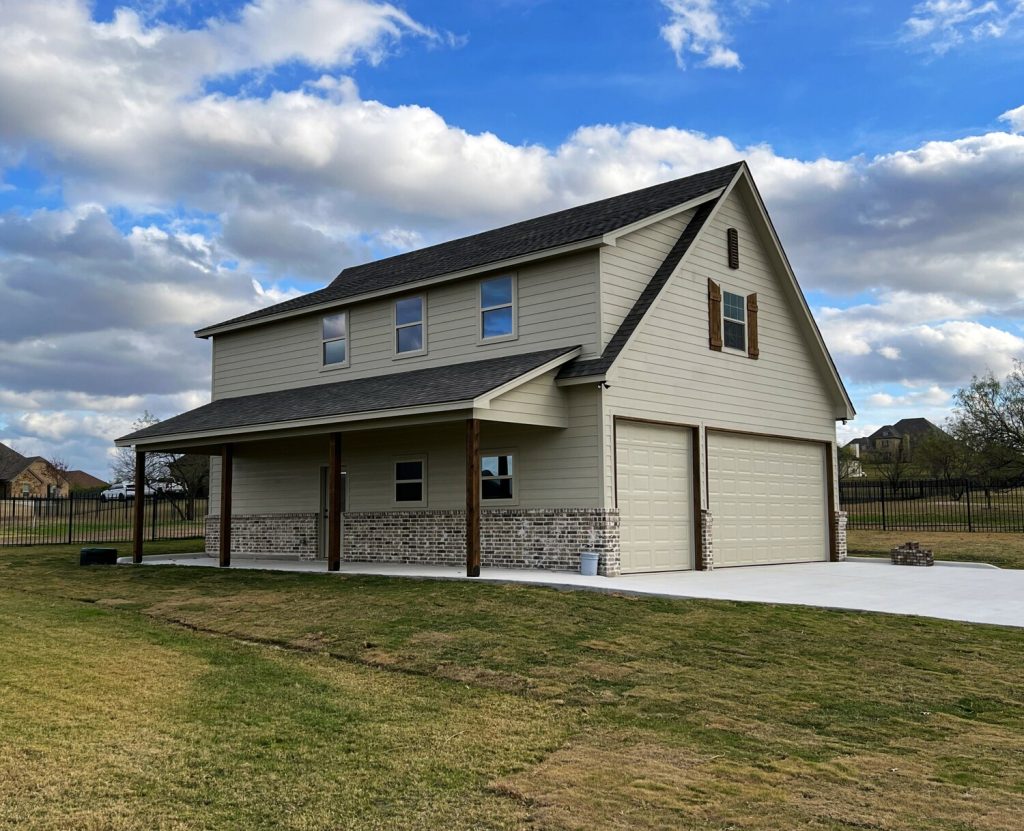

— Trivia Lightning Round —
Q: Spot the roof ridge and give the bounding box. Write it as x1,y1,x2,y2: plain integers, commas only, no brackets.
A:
198,162,744,335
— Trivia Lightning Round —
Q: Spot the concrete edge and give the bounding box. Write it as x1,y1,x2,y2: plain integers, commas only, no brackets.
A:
846,556,1001,570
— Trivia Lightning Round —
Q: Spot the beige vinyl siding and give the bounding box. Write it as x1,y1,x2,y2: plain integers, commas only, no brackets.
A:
209,385,603,513
209,436,327,514
479,369,568,428
601,185,838,507
599,209,693,350
211,250,600,400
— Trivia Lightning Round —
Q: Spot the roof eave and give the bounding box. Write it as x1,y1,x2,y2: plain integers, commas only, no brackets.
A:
195,237,606,339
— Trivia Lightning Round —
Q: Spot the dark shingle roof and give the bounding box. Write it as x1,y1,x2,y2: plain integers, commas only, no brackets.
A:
119,347,579,443
0,443,33,481
558,199,716,379
869,426,902,440
201,163,743,334
891,417,943,437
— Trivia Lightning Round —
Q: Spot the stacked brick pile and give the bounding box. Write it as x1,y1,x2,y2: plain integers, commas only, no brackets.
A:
890,541,934,567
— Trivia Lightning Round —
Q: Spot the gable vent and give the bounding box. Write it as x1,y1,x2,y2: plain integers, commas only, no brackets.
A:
727,227,739,269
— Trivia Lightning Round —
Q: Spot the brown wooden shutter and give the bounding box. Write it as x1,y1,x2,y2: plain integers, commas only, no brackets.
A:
746,292,759,359
727,228,739,269
708,279,723,351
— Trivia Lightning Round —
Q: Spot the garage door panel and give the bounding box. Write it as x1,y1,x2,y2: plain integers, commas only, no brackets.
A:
617,421,693,573
708,431,828,568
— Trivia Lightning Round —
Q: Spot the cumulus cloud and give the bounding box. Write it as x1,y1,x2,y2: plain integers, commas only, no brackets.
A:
903,0,1024,54
1001,104,1024,132
659,0,745,69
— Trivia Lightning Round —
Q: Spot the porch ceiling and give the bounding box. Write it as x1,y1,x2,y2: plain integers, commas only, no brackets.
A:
116,346,580,452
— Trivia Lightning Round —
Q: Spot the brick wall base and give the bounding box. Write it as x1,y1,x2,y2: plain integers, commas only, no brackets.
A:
343,508,622,576
206,509,622,575
890,541,934,567
834,510,848,562
206,513,318,559
699,509,714,571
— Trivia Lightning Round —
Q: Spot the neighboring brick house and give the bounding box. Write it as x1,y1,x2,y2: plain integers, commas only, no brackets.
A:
118,162,855,575
0,443,68,498
846,418,946,461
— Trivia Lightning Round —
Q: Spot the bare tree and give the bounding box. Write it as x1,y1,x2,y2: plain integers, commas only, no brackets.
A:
952,362,1024,455
868,448,911,494
110,412,169,486
43,455,71,495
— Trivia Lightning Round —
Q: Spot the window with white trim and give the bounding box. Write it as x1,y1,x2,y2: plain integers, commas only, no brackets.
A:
394,296,426,356
722,290,746,352
394,458,426,505
481,453,514,501
479,275,516,340
322,312,348,366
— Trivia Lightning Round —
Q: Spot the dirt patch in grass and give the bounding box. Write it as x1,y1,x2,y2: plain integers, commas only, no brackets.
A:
847,530,1024,569
496,729,1024,830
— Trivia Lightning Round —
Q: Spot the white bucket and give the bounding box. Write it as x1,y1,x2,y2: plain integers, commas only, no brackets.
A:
580,551,599,576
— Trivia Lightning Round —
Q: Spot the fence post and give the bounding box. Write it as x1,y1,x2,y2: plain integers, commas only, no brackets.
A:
880,484,887,531
67,492,74,545
151,493,158,542
965,480,973,532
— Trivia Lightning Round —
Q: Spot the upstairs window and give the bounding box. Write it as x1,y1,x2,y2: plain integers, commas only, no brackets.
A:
722,291,746,352
395,296,426,356
480,275,516,341
481,453,514,501
322,312,348,366
394,459,425,506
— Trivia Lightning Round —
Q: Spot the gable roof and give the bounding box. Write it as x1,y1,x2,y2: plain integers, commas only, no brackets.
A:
195,163,742,337
869,425,902,440
118,346,580,446
0,444,41,482
891,417,944,437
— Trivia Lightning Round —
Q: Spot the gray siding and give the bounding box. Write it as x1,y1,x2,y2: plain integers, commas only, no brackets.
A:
601,185,839,506
212,251,600,400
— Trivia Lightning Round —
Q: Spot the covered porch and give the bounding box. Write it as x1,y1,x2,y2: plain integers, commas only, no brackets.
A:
115,347,617,576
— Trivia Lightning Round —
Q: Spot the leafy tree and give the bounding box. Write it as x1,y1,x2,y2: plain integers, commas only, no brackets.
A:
837,445,862,480
952,362,1024,456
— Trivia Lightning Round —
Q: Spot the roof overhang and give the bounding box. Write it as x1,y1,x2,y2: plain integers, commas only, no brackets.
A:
115,347,581,452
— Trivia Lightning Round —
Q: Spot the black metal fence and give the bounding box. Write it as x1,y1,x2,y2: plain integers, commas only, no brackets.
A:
0,494,208,546
840,478,1024,532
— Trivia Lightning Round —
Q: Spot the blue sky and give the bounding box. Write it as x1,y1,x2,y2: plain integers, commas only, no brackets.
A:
1,0,1023,474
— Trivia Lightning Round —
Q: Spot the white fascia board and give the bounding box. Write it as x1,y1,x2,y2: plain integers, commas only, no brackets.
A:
195,238,604,339
600,188,725,246
472,347,582,407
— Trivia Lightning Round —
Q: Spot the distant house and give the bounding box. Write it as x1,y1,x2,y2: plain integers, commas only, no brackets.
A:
66,470,109,493
0,443,68,498
846,418,946,462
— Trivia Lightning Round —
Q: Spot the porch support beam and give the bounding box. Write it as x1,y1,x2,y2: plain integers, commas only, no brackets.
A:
328,432,342,572
465,417,481,577
132,450,146,564
219,443,234,568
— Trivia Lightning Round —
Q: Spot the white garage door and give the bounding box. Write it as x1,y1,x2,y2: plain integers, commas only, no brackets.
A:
708,431,828,567
616,421,693,573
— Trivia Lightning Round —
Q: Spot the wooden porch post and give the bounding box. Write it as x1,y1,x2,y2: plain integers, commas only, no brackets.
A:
328,432,342,572
219,443,234,568
465,417,481,577
132,450,146,564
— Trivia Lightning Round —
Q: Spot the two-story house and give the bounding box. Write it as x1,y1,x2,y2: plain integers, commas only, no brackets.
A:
118,162,855,575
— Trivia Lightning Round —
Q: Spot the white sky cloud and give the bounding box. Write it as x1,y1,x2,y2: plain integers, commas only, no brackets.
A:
659,0,744,70
903,0,1024,54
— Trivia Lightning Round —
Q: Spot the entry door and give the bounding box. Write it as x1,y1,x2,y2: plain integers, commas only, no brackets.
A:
616,421,693,573
319,467,348,559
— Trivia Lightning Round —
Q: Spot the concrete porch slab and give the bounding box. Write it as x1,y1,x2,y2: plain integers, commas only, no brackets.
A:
119,554,1024,629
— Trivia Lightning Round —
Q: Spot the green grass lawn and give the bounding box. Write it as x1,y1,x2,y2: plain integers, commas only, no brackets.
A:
2,540,1024,829
848,530,1024,569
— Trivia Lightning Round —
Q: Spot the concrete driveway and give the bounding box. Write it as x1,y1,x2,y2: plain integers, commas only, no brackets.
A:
126,553,1024,628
